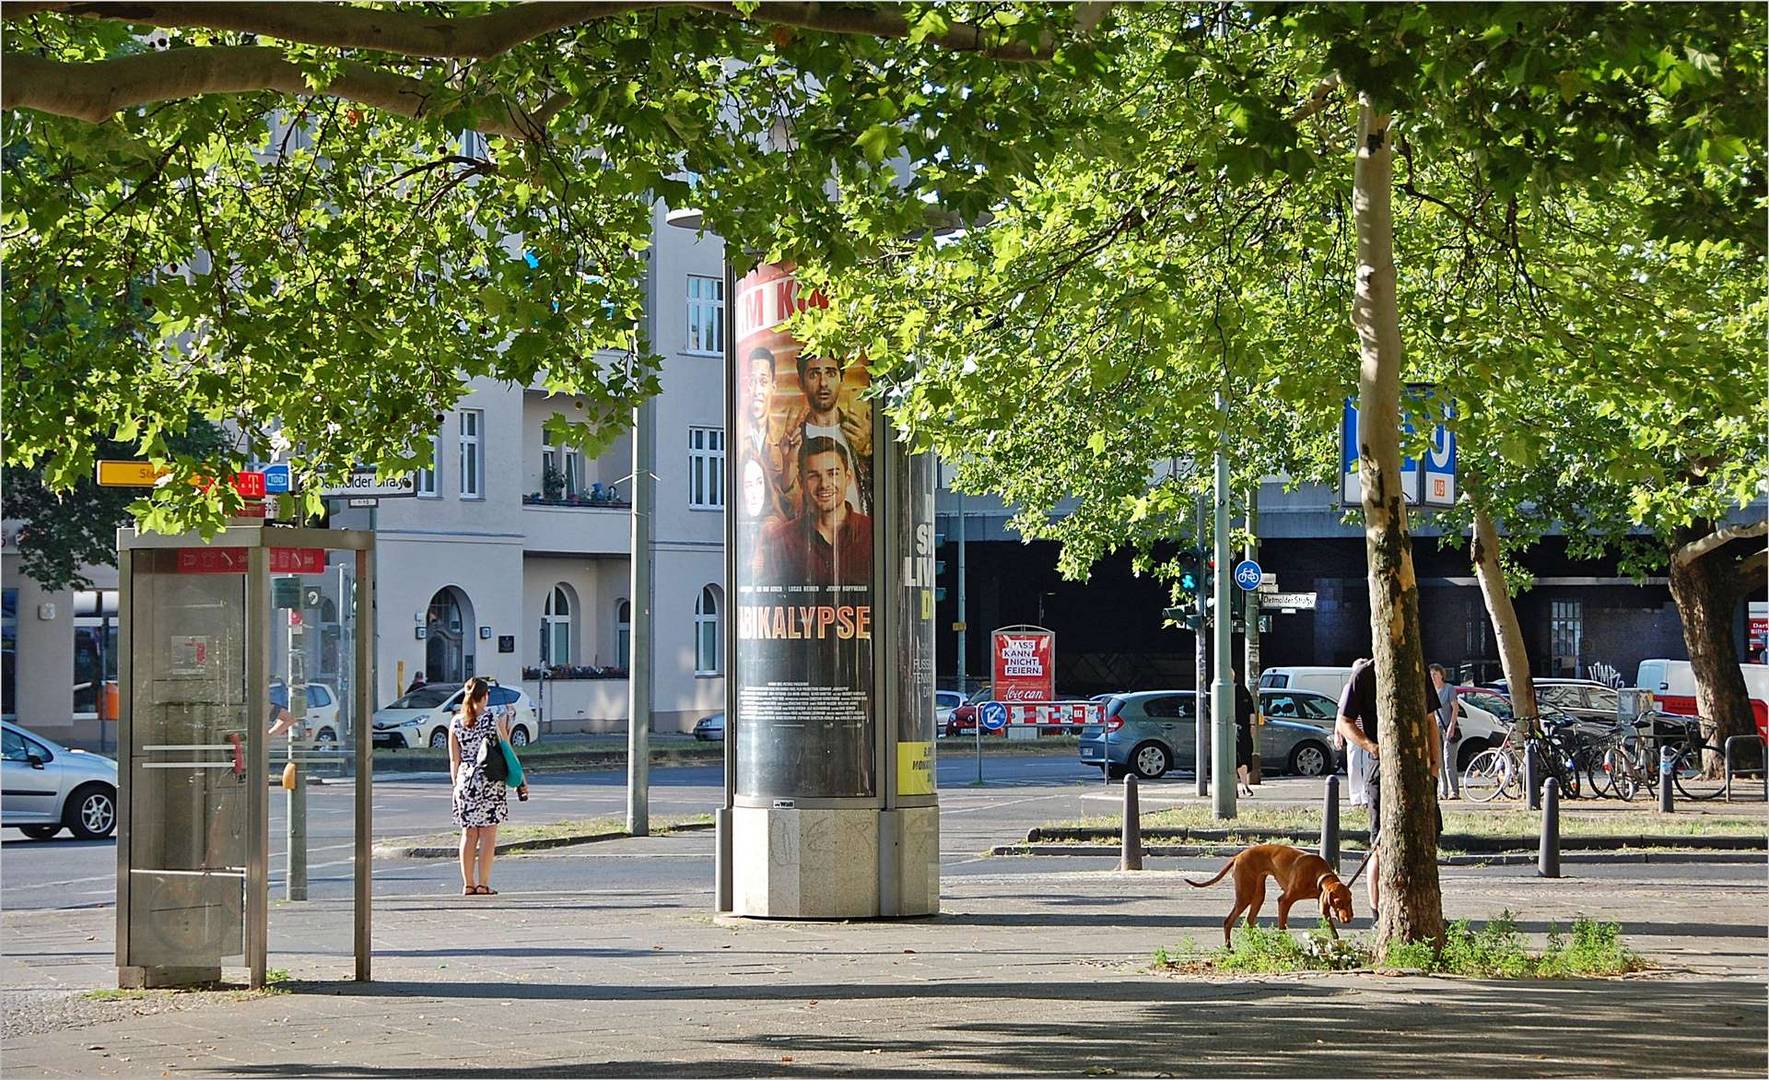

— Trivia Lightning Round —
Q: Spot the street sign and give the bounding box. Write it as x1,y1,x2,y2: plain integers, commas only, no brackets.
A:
263,463,292,494
1261,592,1317,610
979,701,1008,731
1341,387,1455,509
1233,559,1262,592
317,471,417,498
347,497,379,508
95,459,168,487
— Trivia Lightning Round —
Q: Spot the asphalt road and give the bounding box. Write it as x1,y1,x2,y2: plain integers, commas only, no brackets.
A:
0,752,1105,912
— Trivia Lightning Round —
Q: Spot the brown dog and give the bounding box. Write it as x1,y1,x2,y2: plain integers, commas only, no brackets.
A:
1185,843,1356,945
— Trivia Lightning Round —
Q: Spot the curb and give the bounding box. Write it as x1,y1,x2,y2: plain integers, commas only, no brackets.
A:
1025,826,1769,854
374,820,713,859
990,843,1768,865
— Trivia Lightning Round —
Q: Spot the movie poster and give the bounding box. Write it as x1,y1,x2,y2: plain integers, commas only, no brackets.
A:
733,263,876,798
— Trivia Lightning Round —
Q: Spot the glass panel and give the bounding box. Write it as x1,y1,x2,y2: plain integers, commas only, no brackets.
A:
125,550,249,969
552,623,570,666
2,588,16,720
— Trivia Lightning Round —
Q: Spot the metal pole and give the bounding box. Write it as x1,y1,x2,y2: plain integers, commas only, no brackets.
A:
354,546,374,982
1120,776,1142,871
1244,485,1260,693
1210,399,1236,820
956,484,967,698
1538,776,1560,878
1320,773,1341,872
1525,741,1542,811
626,248,658,838
1658,745,1675,813
974,707,983,786
1194,495,1209,798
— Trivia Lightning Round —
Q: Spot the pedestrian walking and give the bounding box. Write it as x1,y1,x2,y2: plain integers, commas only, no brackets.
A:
448,676,527,895
1233,670,1256,797
1430,663,1461,799
1334,657,1441,912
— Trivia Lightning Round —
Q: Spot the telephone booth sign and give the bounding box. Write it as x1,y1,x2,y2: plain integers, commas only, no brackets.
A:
116,526,375,989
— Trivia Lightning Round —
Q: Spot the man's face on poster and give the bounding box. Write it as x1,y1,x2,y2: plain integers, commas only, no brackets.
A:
741,458,767,518
745,355,774,424
804,450,848,515
801,355,843,413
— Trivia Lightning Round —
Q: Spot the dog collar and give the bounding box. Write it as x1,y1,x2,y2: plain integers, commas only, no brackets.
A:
1315,871,1338,893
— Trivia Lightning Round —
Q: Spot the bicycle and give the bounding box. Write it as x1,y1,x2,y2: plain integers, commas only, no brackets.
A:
1585,711,1725,801
1463,718,1583,802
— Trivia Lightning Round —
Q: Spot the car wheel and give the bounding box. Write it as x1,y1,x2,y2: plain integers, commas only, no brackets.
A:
20,824,61,840
1131,742,1170,780
65,784,117,840
428,727,450,750
1456,739,1489,774
1288,741,1330,778
509,725,531,748
314,727,337,747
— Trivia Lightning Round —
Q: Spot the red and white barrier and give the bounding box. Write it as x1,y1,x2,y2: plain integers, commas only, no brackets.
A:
1005,701,1106,725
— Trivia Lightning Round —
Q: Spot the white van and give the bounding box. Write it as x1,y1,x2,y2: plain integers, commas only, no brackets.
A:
1635,659,1769,735
1259,666,1354,702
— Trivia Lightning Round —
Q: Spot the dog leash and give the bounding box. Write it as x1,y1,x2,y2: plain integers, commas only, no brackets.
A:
1342,843,1378,889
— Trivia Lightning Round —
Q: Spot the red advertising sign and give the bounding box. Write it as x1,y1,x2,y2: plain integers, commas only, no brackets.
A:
176,547,326,574
992,627,1055,702
230,471,266,499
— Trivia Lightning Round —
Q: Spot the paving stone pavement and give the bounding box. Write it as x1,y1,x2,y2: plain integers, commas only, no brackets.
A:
2,836,1765,1077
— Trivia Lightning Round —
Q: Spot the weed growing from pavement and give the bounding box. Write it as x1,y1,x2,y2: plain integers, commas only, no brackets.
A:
1154,912,1641,978
82,970,292,1002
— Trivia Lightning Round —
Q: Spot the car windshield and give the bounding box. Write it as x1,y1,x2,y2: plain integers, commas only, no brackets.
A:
388,686,459,710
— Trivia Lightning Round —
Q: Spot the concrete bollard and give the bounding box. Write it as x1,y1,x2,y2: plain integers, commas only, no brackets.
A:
1320,774,1341,872
1538,777,1560,878
1525,742,1542,811
1120,775,1143,871
1659,746,1676,814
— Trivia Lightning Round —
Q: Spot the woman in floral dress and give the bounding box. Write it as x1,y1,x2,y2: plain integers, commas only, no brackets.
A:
447,677,523,894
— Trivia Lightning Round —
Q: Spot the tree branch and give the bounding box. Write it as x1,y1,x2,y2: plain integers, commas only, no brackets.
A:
1,47,550,140
3,2,659,60
1672,520,1769,568
1288,74,1342,122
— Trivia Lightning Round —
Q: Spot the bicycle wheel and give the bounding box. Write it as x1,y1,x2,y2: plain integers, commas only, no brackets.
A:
1464,748,1516,802
1583,745,1615,799
1671,745,1725,801
1600,747,1638,801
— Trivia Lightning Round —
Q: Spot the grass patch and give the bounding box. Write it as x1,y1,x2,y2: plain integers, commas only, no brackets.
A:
1051,802,1766,842
394,812,713,852
83,969,292,1001
1154,911,1642,978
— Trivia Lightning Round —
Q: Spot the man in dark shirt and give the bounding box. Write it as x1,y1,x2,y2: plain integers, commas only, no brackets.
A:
757,437,873,586
1335,656,1442,911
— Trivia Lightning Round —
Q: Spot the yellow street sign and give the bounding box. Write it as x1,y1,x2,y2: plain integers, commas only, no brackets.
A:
95,460,168,487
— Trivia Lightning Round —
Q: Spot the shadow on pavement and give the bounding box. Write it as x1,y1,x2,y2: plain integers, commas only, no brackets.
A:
209,976,1767,1078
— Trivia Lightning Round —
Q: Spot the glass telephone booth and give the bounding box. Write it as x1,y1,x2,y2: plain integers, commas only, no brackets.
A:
116,527,374,989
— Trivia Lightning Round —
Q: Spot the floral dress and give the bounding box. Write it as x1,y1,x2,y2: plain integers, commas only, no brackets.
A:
451,707,511,828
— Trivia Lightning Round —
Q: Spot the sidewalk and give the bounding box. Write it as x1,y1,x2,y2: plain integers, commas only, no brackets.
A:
3,833,1764,1077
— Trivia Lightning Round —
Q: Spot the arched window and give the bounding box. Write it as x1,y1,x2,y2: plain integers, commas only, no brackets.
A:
540,584,573,666
695,585,721,676
616,600,631,670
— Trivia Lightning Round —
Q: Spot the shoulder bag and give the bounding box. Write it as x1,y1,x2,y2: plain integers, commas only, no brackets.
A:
474,719,510,784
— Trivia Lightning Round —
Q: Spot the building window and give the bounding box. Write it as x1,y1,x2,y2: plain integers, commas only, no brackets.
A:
416,427,441,497
695,585,721,675
616,600,631,670
688,426,724,510
1550,599,1582,679
686,274,724,355
542,438,583,498
540,585,573,666
458,409,483,499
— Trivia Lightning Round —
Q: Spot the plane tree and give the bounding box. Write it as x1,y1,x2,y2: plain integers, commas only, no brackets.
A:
2,0,1113,527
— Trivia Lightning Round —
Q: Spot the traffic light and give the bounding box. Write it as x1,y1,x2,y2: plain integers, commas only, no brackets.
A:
934,532,947,602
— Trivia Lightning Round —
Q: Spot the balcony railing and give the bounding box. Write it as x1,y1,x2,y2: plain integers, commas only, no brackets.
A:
523,492,630,509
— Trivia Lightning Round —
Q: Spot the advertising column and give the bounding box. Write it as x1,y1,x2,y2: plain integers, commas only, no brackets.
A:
727,262,937,917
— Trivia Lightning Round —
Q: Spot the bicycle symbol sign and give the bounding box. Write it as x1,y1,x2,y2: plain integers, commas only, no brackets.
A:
1233,559,1262,592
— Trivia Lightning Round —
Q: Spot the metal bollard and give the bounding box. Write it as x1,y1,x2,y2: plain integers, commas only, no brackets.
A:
1320,774,1341,872
1120,775,1143,871
1538,777,1560,878
1722,735,1768,803
1659,745,1675,813
1525,742,1542,810
286,748,308,901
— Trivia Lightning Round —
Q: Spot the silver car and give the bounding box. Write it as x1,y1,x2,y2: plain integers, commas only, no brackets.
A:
2,721,119,840
1078,690,1339,780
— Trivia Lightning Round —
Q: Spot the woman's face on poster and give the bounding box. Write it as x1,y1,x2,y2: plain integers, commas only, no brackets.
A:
742,457,768,518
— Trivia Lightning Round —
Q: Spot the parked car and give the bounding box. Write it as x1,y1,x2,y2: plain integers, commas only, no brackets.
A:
934,691,966,729
693,712,725,741
1530,679,1621,723
1636,658,1769,735
1078,690,1337,780
371,682,538,750
2,721,118,840
271,682,342,745
944,686,995,737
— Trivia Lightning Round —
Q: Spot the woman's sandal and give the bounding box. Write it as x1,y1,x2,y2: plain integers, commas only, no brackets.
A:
461,886,477,896
478,886,497,895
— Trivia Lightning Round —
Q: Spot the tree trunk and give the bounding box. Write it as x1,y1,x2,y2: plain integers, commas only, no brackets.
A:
1468,491,1536,729
1667,528,1768,775
1350,97,1443,952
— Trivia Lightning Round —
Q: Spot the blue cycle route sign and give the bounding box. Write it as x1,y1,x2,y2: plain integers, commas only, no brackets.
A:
1233,559,1263,592
980,701,1008,731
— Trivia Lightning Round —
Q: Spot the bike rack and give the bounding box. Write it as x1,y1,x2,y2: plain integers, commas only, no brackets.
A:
1722,733,1768,803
